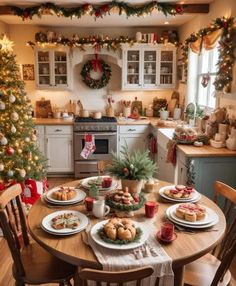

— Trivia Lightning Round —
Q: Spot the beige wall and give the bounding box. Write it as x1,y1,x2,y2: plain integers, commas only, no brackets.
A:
178,0,236,108
8,25,176,115
0,20,8,35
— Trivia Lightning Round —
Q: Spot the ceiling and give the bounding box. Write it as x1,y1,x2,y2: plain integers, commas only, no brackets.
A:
0,0,214,27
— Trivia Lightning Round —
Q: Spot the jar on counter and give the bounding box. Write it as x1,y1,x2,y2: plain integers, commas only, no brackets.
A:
146,105,153,117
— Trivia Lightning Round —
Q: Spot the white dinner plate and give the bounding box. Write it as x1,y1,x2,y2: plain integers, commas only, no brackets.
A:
81,176,118,191
45,187,86,205
166,204,219,228
159,185,201,203
90,220,149,250
41,210,89,236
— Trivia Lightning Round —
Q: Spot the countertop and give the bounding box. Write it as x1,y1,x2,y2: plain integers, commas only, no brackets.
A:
177,144,236,157
33,117,177,128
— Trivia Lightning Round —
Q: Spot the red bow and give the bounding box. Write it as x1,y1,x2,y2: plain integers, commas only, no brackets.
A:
91,54,102,72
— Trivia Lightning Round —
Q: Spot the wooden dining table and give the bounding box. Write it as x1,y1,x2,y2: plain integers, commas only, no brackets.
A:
27,180,226,286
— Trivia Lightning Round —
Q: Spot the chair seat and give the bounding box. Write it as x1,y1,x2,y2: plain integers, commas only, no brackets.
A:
13,242,76,284
184,253,231,286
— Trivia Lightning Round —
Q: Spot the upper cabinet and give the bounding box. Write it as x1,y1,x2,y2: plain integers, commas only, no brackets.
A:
122,44,176,90
35,48,71,89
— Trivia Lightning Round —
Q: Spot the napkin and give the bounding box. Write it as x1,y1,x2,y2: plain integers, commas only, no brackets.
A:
88,220,174,286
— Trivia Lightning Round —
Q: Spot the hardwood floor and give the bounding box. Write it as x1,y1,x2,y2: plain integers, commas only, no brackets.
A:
0,177,235,286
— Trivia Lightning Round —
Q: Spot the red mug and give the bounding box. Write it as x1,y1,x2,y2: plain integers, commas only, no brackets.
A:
84,197,94,211
160,222,174,240
145,201,158,218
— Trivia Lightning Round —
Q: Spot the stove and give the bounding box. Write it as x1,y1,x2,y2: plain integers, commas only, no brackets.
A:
73,116,117,178
74,116,117,132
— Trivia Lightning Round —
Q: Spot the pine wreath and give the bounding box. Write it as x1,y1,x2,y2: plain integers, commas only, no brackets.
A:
81,59,111,89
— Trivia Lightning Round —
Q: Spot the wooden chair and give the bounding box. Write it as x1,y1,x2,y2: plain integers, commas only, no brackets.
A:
184,181,236,286
79,266,155,286
0,183,77,286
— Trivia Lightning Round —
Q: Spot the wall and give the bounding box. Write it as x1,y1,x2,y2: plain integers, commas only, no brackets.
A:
8,25,176,115
178,0,236,109
0,20,8,35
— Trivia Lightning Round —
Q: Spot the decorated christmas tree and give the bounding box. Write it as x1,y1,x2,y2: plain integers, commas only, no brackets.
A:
0,35,47,184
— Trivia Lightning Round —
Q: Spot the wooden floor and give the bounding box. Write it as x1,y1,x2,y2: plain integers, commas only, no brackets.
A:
0,177,235,286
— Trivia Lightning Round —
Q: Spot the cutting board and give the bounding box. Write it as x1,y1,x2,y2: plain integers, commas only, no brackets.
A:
35,99,52,118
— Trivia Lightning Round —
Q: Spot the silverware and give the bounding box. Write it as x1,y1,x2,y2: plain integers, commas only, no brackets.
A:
144,242,159,257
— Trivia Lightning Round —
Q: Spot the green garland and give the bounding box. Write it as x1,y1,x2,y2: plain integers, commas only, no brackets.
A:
81,59,111,89
10,2,186,20
181,17,235,92
106,193,146,212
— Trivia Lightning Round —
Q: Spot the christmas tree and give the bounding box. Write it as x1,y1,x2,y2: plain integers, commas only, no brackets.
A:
0,35,47,183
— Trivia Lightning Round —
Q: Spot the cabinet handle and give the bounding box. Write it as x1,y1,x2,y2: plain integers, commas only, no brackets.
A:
55,129,62,132
128,128,136,132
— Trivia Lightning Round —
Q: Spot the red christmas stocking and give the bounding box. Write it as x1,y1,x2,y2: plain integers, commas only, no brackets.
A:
80,134,96,159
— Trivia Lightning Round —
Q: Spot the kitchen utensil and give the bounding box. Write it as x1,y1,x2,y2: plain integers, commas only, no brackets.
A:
93,111,102,119
81,110,89,117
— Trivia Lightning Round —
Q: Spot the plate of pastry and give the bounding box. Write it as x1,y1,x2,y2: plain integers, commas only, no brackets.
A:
81,176,118,191
166,203,219,227
90,218,149,250
45,187,86,205
41,210,89,235
159,185,201,203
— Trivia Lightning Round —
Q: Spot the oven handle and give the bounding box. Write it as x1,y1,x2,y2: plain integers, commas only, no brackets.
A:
74,132,117,136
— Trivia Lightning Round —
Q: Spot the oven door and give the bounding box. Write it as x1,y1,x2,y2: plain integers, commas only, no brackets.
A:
74,132,117,160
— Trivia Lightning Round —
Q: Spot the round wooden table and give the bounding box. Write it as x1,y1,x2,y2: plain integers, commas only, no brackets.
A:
28,180,226,286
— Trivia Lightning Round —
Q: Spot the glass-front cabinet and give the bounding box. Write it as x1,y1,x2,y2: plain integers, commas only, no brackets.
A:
36,48,70,89
122,44,176,90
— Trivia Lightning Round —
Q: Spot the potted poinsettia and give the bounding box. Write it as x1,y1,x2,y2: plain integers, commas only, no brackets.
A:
107,144,157,194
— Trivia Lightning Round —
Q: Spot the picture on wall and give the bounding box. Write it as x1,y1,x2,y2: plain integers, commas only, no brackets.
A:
22,64,35,81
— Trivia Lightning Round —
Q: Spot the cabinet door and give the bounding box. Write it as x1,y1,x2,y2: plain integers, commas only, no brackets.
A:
157,145,176,183
35,125,45,156
53,50,69,87
46,135,73,173
36,50,52,87
123,49,142,89
142,49,157,88
158,50,176,88
177,160,187,185
119,134,147,154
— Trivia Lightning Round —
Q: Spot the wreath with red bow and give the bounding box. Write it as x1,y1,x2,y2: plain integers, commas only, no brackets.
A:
81,55,111,89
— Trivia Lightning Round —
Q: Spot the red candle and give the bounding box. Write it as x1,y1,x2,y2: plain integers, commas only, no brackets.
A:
84,197,94,211
145,201,158,218
160,222,174,240
102,177,112,188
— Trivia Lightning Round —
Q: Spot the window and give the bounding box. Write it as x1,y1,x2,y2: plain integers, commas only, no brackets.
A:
187,42,219,109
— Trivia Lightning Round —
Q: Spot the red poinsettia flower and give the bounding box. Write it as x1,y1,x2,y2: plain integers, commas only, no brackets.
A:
175,5,184,14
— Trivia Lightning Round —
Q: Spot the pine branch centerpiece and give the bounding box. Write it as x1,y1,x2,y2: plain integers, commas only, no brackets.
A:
107,144,157,194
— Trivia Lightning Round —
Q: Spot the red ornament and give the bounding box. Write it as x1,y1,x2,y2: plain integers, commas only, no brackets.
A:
101,4,109,13
175,5,184,14
23,10,30,19
6,147,15,155
95,10,102,18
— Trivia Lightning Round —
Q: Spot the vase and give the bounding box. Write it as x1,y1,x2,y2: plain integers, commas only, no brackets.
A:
123,107,131,118
121,179,143,194
106,106,114,117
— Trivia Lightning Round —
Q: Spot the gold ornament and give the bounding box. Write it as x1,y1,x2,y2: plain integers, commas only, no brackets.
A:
15,142,19,147
34,156,39,161
11,111,19,121
17,149,22,154
25,137,30,142
9,94,16,103
27,166,31,171
19,169,26,178
11,125,17,133
0,163,4,171
0,35,14,52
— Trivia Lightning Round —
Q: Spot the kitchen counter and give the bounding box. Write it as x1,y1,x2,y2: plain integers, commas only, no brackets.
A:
177,144,236,157
33,118,73,125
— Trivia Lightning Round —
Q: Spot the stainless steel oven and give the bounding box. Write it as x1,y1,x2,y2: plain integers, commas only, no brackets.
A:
73,116,117,178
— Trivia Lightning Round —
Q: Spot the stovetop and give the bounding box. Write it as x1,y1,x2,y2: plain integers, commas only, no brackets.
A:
74,116,117,123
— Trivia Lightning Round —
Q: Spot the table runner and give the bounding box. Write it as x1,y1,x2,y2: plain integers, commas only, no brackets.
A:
88,220,174,286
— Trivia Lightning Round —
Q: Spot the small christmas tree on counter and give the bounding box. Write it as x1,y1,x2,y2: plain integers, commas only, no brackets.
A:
0,35,47,185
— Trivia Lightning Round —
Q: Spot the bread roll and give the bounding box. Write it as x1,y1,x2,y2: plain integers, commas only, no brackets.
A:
185,210,197,222
176,207,185,219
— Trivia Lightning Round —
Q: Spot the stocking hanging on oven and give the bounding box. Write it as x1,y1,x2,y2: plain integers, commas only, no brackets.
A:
80,134,96,159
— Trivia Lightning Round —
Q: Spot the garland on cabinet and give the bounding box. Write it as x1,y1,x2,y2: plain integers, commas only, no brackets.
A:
81,55,112,89
26,30,179,52
181,17,235,93
10,1,186,21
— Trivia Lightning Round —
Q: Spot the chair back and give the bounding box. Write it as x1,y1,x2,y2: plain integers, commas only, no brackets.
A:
97,160,111,176
213,181,236,260
0,184,29,277
79,266,154,286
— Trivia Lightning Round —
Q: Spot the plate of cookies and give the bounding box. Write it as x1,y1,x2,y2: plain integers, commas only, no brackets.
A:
41,210,89,235
45,187,86,205
90,218,149,250
159,185,201,203
81,176,118,192
166,203,219,228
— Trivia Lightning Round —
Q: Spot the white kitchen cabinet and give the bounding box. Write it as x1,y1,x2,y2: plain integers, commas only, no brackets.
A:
122,44,176,90
118,125,149,154
35,48,71,89
157,145,176,183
